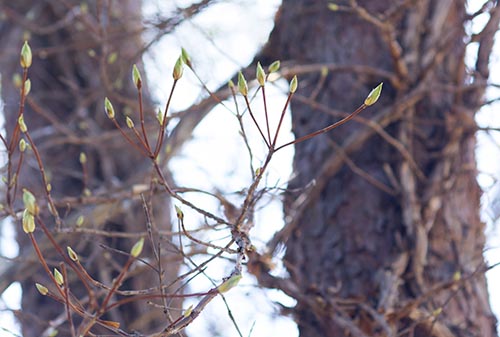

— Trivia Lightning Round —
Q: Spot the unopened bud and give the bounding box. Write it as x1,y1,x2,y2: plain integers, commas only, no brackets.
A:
54,268,64,286
268,60,280,73
23,188,38,215
76,215,85,227
156,108,164,125
19,139,27,152
20,41,32,68
181,48,192,68
23,79,31,96
79,152,87,164
126,116,134,129
217,273,242,293
18,114,27,133
130,237,144,257
289,75,298,93
173,56,184,80
256,62,266,86
364,82,383,106
35,283,48,295
132,64,142,89
237,72,248,96
175,205,184,220
67,246,79,262
22,209,35,233
104,97,115,119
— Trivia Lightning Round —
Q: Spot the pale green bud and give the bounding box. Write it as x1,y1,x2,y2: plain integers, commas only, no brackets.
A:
20,41,32,68
19,139,27,152
256,62,266,86
175,205,184,220
173,56,184,80
237,72,248,96
364,82,383,106
217,273,242,293
104,97,115,119
181,48,192,68
132,64,142,89
126,116,134,129
54,268,63,286
130,237,144,257
35,283,48,295
23,188,38,215
67,246,79,262
22,209,35,233
18,114,27,133
268,60,280,73
289,75,298,93
23,79,31,96
79,152,87,164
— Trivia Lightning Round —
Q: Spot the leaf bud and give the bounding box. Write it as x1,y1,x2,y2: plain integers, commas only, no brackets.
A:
130,237,144,257
35,283,48,295
364,82,383,106
175,205,184,220
67,246,79,262
54,268,64,286
104,97,115,119
126,116,134,129
237,72,248,96
23,188,38,215
181,48,192,68
132,64,142,89
22,209,35,233
173,56,184,80
20,41,32,68
18,114,27,133
268,60,280,73
289,75,298,93
256,62,266,86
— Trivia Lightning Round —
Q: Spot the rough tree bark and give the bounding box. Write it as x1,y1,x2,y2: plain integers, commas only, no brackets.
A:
255,1,499,336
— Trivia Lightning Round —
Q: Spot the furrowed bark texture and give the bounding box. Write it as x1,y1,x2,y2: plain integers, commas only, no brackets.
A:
0,1,182,335
259,1,498,336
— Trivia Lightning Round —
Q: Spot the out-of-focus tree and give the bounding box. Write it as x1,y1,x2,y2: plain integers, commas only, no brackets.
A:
0,1,499,337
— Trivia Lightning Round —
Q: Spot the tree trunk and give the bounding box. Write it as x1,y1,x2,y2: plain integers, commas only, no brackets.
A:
0,1,182,335
259,1,498,336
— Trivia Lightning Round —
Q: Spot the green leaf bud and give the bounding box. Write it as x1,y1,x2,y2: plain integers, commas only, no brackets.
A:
130,237,144,257
35,283,48,295
268,60,280,73
217,273,242,293
181,48,192,68
237,72,248,96
20,41,32,68
175,205,184,220
23,188,38,215
132,64,142,89
364,82,383,106
256,62,266,86
54,268,63,286
67,246,79,262
79,152,87,164
18,114,27,133
19,139,27,152
104,97,115,119
22,209,35,233
173,56,184,80
289,75,298,93
126,116,134,129
76,215,85,227
23,79,31,96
